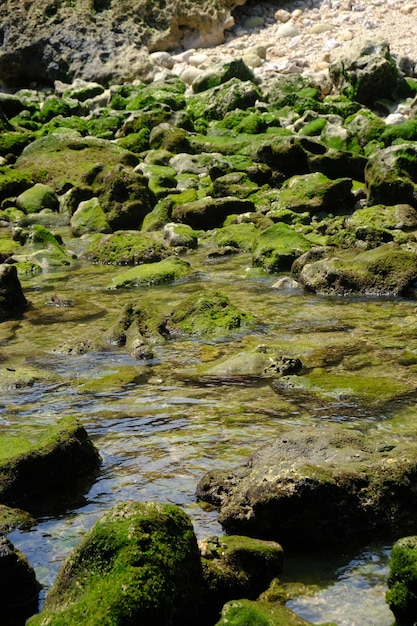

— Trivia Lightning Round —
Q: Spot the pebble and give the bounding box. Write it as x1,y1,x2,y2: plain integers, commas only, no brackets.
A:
165,0,417,89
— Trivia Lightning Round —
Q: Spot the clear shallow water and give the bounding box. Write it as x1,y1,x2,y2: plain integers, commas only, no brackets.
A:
2,249,415,623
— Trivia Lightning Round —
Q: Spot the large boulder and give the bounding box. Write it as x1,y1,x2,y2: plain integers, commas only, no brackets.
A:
27,501,204,626
0,0,246,87
365,143,417,208
196,423,417,547
329,38,399,106
292,244,417,297
0,264,27,322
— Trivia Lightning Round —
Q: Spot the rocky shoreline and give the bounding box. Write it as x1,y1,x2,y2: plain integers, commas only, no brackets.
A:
2,0,417,624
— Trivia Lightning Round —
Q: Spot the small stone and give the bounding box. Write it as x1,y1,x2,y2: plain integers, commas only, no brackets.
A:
276,22,301,38
275,9,292,23
385,113,407,125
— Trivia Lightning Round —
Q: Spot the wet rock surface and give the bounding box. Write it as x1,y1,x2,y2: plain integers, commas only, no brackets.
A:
197,423,417,547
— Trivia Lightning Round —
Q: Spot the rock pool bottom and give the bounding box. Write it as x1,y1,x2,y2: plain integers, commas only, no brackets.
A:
3,252,417,624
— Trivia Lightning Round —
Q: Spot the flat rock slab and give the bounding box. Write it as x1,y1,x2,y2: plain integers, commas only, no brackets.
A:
196,423,417,547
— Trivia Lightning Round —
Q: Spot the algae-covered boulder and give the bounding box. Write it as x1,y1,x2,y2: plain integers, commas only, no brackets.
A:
16,182,59,214
172,196,255,230
70,197,111,236
187,78,261,126
215,599,318,626
292,244,417,296
163,222,198,248
83,230,169,265
252,223,313,272
192,58,256,93
27,501,203,626
105,300,166,356
329,38,398,106
0,263,27,322
0,416,100,506
278,172,353,215
262,73,320,112
386,536,417,626
0,536,40,625
365,143,417,208
167,290,257,338
196,423,417,547
200,534,283,618
108,256,191,289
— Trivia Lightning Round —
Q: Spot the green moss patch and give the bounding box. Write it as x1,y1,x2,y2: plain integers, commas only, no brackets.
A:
83,231,169,265
108,256,191,289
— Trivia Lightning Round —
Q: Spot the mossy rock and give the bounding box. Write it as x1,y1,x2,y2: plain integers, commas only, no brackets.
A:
0,504,35,534
256,135,321,177
212,223,257,252
262,74,320,111
36,95,78,123
83,230,169,265
75,365,150,393
278,172,353,215
186,78,262,127
200,535,283,622
192,58,256,94
347,203,417,240
0,415,100,506
167,290,257,338
0,167,32,202
116,128,151,153
14,133,138,192
70,197,111,236
212,171,260,200
293,243,417,296
108,256,191,289
365,143,417,208
172,196,255,230
163,222,198,248
252,223,313,273
27,501,203,626
0,130,35,158
105,301,167,350
123,77,187,112
16,182,59,214
214,599,320,625
386,536,417,625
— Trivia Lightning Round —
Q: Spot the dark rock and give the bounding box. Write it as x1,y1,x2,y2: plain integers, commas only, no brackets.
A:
0,537,40,625
329,38,399,106
196,423,417,547
0,264,27,322
172,196,255,230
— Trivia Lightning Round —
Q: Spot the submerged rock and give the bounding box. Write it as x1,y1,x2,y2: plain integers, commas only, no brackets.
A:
196,423,417,547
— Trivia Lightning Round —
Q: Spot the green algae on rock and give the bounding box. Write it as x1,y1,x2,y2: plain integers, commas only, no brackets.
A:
252,223,313,273
200,534,283,619
0,503,35,534
83,230,169,265
27,501,203,626
0,416,100,506
70,197,111,236
293,244,417,296
386,535,417,626
75,364,151,394
214,598,322,626
168,290,257,338
108,256,191,289
277,172,353,216
16,182,59,214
